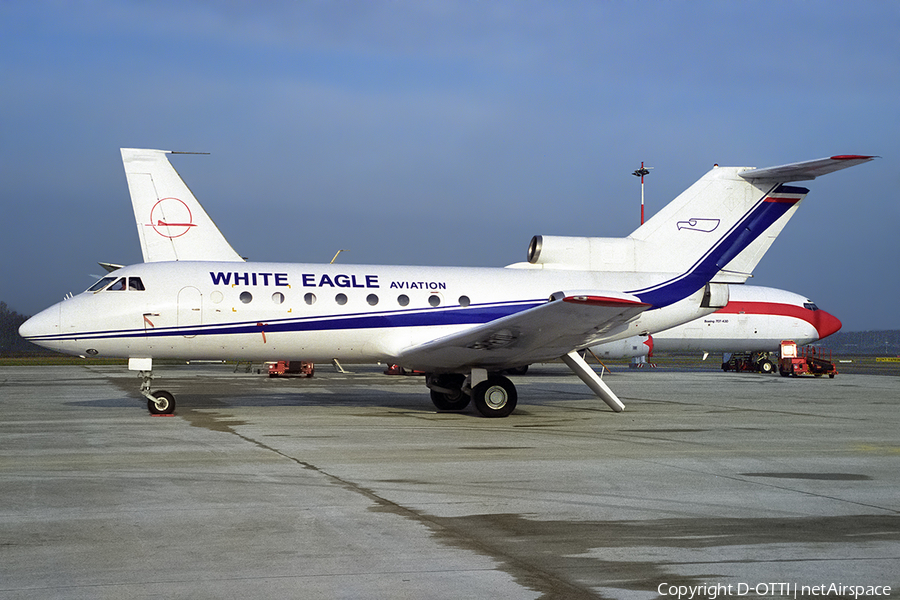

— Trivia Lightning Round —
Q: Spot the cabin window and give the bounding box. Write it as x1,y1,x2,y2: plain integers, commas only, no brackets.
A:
240,291,253,304
458,295,470,307
428,295,441,307
335,293,348,306
272,292,285,305
128,277,145,291
88,276,117,292
366,294,379,306
397,294,410,306
304,292,316,305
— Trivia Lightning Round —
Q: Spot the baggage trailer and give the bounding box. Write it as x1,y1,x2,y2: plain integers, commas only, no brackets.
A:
779,340,837,378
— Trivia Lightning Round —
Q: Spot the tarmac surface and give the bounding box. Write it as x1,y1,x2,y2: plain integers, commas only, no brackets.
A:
1,362,898,600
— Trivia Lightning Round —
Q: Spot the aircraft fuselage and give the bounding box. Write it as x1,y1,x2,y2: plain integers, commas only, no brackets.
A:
22,260,713,368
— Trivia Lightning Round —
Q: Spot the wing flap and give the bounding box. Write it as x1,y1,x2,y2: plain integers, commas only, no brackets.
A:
396,291,650,371
739,155,876,182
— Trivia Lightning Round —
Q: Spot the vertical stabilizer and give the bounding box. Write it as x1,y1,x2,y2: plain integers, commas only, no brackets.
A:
628,165,793,272
626,167,809,306
121,148,244,263
525,155,874,308
627,156,876,305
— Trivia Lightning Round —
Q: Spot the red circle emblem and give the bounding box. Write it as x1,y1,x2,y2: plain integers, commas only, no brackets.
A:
148,198,195,238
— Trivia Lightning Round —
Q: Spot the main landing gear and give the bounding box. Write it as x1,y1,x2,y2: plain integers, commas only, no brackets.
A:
424,351,625,418
426,370,518,418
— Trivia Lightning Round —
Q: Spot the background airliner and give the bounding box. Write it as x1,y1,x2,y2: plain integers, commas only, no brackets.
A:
19,150,873,417
590,284,841,360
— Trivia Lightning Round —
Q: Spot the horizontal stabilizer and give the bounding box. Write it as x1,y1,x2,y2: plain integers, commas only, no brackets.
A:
98,262,124,273
739,155,877,182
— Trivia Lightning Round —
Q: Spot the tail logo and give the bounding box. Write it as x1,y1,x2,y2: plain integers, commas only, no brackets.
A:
145,198,197,238
677,218,720,233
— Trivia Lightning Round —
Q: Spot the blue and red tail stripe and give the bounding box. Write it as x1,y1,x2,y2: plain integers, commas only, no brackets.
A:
628,184,807,308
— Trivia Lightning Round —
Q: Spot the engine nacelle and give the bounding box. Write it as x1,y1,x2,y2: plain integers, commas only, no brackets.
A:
589,335,653,359
527,235,642,271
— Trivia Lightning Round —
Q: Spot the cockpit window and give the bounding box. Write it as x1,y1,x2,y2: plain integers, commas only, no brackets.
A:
88,276,117,292
803,302,819,311
87,276,146,293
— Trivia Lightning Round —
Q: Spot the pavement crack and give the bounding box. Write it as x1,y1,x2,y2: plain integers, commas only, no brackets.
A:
182,407,603,599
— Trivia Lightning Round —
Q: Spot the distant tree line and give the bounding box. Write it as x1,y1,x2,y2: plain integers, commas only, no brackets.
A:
0,302,47,355
824,330,900,355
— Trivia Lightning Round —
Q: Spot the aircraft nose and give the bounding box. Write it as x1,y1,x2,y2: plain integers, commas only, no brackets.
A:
813,309,842,341
18,304,60,346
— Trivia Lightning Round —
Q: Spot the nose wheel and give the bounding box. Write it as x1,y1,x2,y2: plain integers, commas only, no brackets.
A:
147,390,176,415
138,370,176,415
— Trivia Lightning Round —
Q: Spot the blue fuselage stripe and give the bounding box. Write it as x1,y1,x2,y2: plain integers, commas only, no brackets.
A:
28,300,544,342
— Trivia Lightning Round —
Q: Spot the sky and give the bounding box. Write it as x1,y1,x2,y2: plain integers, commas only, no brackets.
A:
1,1,898,332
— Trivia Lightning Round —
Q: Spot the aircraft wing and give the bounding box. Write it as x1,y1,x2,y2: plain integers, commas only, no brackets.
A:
739,155,876,182
396,291,650,371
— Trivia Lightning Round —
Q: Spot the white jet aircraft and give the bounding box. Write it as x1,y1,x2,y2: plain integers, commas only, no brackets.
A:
590,284,841,362
19,150,873,417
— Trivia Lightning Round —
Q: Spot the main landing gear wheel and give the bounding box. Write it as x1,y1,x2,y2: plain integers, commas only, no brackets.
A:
428,374,471,411
147,390,176,415
472,375,517,418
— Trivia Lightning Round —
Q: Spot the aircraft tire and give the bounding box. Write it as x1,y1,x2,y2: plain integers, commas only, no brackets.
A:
428,374,470,411
502,365,529,376
148,391,176,415
472,376,517,418
430,389,471,411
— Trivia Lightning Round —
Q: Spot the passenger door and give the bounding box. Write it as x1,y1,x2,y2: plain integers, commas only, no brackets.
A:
177,286,202,338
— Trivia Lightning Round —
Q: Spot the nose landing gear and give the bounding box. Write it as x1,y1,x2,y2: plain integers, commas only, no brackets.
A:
131,358,176,415
139,370,176,415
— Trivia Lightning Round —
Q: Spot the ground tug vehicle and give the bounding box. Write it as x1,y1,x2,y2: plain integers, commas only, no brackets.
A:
779,340,837,378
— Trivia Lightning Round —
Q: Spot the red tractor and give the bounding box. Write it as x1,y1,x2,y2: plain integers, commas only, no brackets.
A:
722,350,777,374
267,361,315,378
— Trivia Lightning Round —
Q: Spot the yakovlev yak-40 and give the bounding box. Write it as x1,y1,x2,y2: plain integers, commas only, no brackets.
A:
20,150,875,417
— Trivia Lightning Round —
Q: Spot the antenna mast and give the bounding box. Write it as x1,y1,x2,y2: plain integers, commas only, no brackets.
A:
632,162,653,224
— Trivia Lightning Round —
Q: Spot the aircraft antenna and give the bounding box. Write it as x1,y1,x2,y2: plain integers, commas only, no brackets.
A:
330,249,349,264
632,162,653,224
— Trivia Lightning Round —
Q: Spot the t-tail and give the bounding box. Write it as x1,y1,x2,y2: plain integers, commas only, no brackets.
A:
121,148,245,263
523,155,876,307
